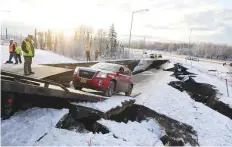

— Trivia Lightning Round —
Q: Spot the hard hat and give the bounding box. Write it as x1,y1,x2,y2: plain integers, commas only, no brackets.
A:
10,38,14,41
28,34,33,37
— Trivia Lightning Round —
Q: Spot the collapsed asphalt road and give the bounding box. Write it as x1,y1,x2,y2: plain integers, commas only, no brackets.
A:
55,65,200,146
167,63,232,120
48,62,232,146
3,61,232,146
57,104,199,146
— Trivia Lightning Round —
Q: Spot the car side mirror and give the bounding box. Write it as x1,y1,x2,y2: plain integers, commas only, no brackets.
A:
117,71,124,75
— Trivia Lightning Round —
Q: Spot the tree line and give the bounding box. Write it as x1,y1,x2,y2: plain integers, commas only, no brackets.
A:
124,41,232,61
35,24,127,60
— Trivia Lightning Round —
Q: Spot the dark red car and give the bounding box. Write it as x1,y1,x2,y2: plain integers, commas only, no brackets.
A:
72,62,133,97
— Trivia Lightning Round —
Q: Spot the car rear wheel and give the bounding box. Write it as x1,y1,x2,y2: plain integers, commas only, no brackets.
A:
125,84,133,96
104,81,115,97
70,81,83,91
74,86,83,90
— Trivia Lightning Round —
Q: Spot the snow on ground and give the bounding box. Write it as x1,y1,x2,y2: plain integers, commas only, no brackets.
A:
168,55,232,84
2,47,232,146
0,107,136,146
98,119,164,146
1,108,68,146
133,59,154,73
130,48,231,80
35,127,135,146
125,48,145,60
1,45,79,65
1,45,142,66
219,95,232,108
169,56,232,108
162,62,174,70
35,117,164,146
31,49,79,64
190,67,232,108
134,68,232,146
73,95,133,112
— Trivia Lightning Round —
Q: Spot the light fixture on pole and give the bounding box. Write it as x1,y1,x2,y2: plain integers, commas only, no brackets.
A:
128,9,149,58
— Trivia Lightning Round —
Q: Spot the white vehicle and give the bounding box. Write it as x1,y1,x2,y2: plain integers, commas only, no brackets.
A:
143,51,149,58
149,53,158,59
158,54,162,58
185,56,199,61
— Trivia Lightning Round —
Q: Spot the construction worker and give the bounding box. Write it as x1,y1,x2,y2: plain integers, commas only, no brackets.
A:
95,48,100,61
21,34,35,76
85,39,91,62
86,49,90,61
7,39,17,64
14,42,22,64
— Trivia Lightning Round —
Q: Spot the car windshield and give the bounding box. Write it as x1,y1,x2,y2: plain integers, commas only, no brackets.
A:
91,63,120,72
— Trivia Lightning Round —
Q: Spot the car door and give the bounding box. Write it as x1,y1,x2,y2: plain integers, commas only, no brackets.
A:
123,68,132,92
118,67,131,92
114,67,124,92
115,67,127,92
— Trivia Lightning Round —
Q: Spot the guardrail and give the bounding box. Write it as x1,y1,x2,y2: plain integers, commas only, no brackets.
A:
1,70,69,91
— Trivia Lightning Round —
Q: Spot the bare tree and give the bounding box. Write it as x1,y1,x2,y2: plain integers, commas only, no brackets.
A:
38,32,44,49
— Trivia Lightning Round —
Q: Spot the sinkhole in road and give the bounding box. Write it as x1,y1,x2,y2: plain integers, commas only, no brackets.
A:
168,63,232,119
169,78,232,119
109,104,198,146
56,113,109,134
56,104,199,146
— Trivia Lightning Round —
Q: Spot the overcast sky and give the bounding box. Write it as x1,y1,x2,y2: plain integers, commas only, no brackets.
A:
1,0,232,44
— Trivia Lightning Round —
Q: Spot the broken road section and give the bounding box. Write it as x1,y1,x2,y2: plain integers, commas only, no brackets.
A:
71,95,135,120
98,119,164,146
134,65,232,146
1,108,68,146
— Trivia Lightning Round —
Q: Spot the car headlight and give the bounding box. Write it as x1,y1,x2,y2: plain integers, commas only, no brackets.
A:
74,67,79,75
96,72,107,78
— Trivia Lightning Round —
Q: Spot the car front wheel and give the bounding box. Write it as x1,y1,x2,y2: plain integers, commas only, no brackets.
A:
74,86,82,90
73,84,82,90
104,81,115,97
125,84,133,96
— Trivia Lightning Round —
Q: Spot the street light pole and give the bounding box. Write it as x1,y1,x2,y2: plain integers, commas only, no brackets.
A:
144,36,146,50
189,28,193,68
188,29,192,50
128,9,149,58
128,12,134,58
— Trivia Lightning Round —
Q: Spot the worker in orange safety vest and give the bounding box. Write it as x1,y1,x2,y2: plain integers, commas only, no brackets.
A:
7,39,17,64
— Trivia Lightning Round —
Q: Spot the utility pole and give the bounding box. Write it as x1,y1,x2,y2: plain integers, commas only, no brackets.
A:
13,29,15,40
45,31,47,49
189,28,193,68
34,28,37,48
1,26,2,39
226,79,229,97
128,12,134,57
5,29,8,39
144,36,146,50
20,33,23,42
128,9,149,58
